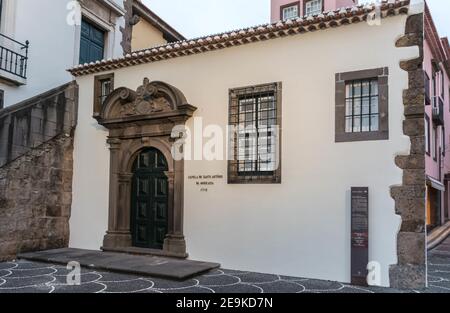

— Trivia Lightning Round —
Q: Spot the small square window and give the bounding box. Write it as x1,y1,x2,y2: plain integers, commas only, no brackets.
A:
94,73,114,114
281,2,299,20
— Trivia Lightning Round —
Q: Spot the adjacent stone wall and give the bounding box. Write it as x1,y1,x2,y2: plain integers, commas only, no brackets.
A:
390,13,426,289
0,82,78,261
0,82,78,167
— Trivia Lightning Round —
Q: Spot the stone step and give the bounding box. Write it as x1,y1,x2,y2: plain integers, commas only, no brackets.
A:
18,248,220,281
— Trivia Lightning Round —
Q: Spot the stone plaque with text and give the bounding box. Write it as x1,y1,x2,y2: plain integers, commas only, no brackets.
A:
351,187,369,286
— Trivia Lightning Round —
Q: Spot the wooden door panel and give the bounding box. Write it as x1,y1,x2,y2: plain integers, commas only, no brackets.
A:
131,148,169,249
154,202,167,221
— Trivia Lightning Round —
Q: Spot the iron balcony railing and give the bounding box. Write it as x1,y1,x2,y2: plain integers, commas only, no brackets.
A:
0,33,29,80
432,95,444,126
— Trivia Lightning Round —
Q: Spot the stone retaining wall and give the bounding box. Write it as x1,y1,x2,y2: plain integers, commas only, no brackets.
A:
0,82,78,261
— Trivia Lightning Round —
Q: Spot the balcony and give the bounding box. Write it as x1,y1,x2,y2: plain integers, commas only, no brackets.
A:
432,95,444,126
0,33,29,86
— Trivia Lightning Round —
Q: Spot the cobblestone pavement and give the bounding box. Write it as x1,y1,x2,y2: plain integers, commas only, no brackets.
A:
1,237,449,293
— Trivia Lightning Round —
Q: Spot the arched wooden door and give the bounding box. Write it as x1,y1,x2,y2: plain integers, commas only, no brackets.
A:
131,148,169,249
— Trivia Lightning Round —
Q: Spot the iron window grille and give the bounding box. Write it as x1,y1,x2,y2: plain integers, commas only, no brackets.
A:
335,67,389,142
228,82,282,184
344,78,379,133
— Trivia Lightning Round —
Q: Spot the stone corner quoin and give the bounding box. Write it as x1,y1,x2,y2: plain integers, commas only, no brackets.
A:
390,12,427,290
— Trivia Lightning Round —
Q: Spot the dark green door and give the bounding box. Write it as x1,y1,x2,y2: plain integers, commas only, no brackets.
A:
131,148,169,249
79,19,105,64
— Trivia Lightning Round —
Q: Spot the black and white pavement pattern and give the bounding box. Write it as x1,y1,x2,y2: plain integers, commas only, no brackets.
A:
1,237,450,293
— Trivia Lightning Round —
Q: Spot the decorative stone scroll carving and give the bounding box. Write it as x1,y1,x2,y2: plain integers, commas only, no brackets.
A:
95,78,196,127
120,78,172,116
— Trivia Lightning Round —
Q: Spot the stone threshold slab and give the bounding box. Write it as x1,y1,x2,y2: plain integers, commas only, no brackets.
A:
102,246,188,259
18,248,220,281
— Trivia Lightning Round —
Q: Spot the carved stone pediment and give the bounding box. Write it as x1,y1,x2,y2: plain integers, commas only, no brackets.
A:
95,78,197,129
120,78,173,116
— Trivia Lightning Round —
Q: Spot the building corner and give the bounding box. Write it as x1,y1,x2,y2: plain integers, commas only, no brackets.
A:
389,10,427,289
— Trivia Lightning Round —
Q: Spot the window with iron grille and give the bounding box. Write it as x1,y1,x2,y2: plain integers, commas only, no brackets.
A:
228,83,282,184
282,3,299,20
335,67,389,142
94,73,114,114
344,79,379,133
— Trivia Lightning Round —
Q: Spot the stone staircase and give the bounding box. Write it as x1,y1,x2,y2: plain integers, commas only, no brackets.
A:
0,82,78,167
0,82,78,261
428,221,450,250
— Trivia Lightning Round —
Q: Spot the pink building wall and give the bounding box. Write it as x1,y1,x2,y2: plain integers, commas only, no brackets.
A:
424,5,450,227
271,0,358,22
424,40,441,181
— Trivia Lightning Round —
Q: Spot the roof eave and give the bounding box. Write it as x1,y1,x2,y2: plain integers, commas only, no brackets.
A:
69,0,411,77
133,1,186,42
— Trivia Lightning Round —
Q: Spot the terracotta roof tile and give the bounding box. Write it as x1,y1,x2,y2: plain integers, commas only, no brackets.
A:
69,0,410,77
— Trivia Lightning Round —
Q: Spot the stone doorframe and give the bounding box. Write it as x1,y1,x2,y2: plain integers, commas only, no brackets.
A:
95,78,197,258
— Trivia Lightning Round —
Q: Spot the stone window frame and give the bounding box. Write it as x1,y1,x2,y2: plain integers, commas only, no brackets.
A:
74,0,124,65
228,82,282,184
335,67,389,143
93,73,114,115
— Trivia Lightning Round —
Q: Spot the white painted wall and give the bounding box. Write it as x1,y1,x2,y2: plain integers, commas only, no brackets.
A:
0,0,125,107
71,14,418,286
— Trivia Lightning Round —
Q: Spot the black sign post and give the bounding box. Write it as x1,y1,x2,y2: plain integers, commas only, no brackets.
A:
351,187,369,286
